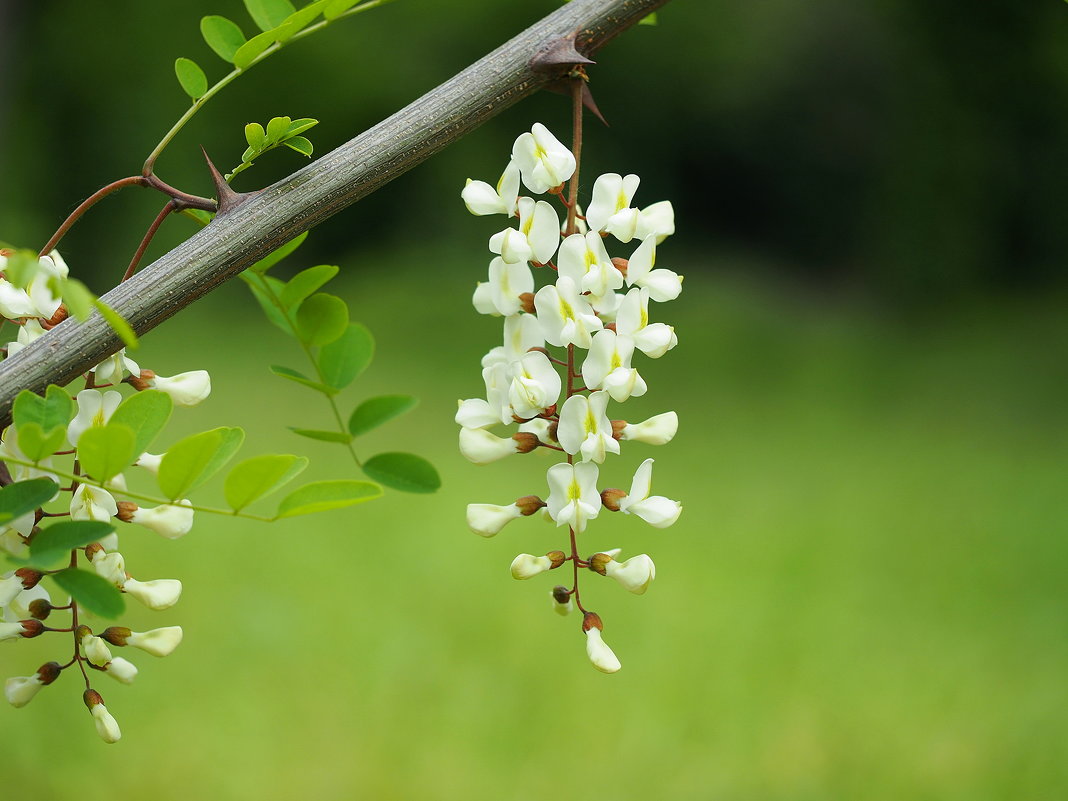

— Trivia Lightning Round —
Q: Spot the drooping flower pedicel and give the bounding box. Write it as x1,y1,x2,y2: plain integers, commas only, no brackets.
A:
457,120,683,673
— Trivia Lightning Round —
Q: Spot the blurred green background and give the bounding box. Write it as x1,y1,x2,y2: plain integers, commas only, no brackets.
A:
2,0,1067,799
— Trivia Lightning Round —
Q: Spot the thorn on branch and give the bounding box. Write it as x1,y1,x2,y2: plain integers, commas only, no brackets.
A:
201,147,257,217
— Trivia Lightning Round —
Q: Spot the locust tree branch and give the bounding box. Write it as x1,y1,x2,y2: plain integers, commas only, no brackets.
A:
0,0,670,425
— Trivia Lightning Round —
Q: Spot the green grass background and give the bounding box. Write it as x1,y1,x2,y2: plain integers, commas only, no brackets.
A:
3,246,1067,800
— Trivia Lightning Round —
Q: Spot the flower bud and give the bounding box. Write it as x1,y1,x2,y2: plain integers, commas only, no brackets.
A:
515,495,547,516
604,554,656,595
79,628,114,667
28,598,52,620
126,500,194,539
0,619,44,641
133,369,211,406
458,428,520,465
466,503,523,537
83,689,121,744
618,411,678,446
3,662,60,708
509,553,553,580
125,626,183,657
582,613,621,674
123,578,182,610
104,657,138,685
599,488,626,512
551,585,573,616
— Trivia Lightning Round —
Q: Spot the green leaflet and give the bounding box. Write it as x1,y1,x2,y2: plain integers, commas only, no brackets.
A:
275,479,381,518
318,322,374,390
348,394,418,437
362,452,441,494
158,427,245,500
28,521,115,568
0,478,59,527
175,57,209,100
201,15,248,62
52,568,125,619
224,454,308,512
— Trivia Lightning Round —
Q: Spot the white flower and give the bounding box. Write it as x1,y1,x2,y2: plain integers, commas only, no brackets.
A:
2,583,49,622
143,370,211,407
87,697,122,744
618,458,682,528
2,319,46,357
551,590,573,616
104,657,138,685
557,232,624,300
585,173,642,241
624,236,682,302
556,391,620,464
517,417,555,445
458,428,521,465
581,330,648,403
70,484,118,522
545,462,601,533
80,632,114,667
583,624,621,674
5,675,44,707
91,551,127,587
615,287,678,358
533,276,603,349
127,500,194,539
0,279,36,319
461,159,520,216
488,198,560,265
92,349,140,385
604,554,656,594
509,553,553,580
0,573,27,608
123,578,182,611
475,257,534,317
455,398,502,431
508,351,561,419
134,451,164,474
634,200,675,243
0,620,32,642
126,626,183,657
466,503,523,537
501,313,544,363
619,412,678,446
67,389,122,447
512,123,576,194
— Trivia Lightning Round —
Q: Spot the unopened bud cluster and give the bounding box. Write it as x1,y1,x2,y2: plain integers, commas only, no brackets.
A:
457,123,683,673
2,248,207,741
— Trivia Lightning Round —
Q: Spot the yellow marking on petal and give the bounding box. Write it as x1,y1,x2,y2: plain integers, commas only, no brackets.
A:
567,478,581,500
584,406,598,434
615,189,628,213
639,305,648,328
610,351,622,369
557,296,575,321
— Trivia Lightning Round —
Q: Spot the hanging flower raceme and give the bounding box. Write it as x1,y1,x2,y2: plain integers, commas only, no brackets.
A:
457,120,684,674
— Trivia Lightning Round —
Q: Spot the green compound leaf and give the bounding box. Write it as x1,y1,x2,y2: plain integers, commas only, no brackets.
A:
288,427,352,443
16,423,67,462
269,365,337,395
201,15,248,62
318,322,374,390
265,115,292,144
28,521,115,568
108,389,173,457
233,29,278,70
0,478,59,527
12,385,73,434
248,231,307,274
244,121,267,150
76,425,136,482
158,427,245,500
175,57,209,100
295,293,348,346
244,0,296,32
93,299,138,348
224,453,308,512
283,136,313,157
362,452,440,494
59,277,95,321
275,479,381,518
348,394,418,437
52,568,125,619
280,264,338,310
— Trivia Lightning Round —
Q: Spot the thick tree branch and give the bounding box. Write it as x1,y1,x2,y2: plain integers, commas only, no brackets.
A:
0,0,669,425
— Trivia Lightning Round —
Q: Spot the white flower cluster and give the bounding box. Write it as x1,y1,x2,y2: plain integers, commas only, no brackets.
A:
457,123,683,674
1,248,208,741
